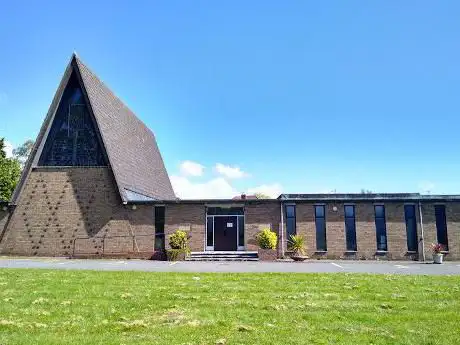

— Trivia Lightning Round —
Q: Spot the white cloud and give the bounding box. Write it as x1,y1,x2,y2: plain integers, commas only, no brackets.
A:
179,160,205,177
247,184,283,198
418,181,435,194
215,163,248,179
3,141,13,158
171,176,236,199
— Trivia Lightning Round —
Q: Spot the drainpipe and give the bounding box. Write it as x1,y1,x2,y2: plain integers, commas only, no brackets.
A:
418,201,426,262
280,201,285,258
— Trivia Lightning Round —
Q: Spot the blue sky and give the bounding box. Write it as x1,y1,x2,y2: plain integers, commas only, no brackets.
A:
1,1,460,197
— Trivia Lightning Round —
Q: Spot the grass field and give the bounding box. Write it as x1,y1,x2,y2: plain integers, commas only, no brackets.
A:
0,269,459,345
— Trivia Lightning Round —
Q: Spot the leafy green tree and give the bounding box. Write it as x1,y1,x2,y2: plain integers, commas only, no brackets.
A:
0,138,21,201
13,139,34,166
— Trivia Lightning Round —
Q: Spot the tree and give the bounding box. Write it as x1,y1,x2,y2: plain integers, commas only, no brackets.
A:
0,138,21,201
13,139,34,167
255,192,271,199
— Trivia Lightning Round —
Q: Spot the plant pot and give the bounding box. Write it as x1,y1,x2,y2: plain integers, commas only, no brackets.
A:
258,248,277,261
290,255,308,262
433,253,443,264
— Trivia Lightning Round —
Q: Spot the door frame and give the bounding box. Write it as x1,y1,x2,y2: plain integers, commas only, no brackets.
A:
205,214,245,251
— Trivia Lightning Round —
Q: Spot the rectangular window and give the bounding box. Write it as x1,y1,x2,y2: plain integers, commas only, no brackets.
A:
285,205,296,240
404,205,418,252
206,217,214,247
315,205,327,251
154,206,165,251
344,205,357,251
238,216,245,248
374,205,388,251
435,205,449,251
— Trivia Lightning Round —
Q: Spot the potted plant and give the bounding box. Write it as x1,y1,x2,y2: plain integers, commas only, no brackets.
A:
166,230,190,261
288,234,308,262
256,228,278,261
432,243,444,264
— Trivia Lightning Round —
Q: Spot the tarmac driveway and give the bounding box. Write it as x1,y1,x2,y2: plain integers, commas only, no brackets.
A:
1,257,459,275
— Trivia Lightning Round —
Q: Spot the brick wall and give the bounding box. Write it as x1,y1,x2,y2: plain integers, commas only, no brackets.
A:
420,202,460,261
0,208,11,242
245,202,281,251
164,204,205,251
0,167,155,257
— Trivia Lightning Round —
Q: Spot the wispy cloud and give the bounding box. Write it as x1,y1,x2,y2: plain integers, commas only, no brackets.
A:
171,160,281,199
247,184,283,198
179,160,205,177
215,163,249,179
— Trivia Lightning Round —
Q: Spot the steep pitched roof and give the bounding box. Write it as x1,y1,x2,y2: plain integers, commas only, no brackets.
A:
11,53,175,204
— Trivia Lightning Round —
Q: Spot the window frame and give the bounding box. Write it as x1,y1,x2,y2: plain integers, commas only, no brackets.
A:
404,204,418,252
434,204,449,251
344,204,357,251
374,204,388,252
314,204,327,251
285,204,297,241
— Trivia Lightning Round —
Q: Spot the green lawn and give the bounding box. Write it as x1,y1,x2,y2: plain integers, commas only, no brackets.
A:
0,269,459,345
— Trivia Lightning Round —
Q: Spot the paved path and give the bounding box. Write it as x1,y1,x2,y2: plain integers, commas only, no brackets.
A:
1,257,460,275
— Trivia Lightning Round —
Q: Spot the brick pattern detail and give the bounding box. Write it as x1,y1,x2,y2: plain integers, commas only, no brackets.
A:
0,168,155,257
164,204,205,251
245,203,281,252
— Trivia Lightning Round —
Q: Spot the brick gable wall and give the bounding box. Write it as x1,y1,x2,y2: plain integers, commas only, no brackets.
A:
0,167,155,257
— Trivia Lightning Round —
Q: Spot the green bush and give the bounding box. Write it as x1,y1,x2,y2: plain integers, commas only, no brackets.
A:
168,230,189,250
166,249,187,261
256,228,278,249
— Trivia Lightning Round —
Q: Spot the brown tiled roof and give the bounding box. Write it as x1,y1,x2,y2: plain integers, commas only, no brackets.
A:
74,55,175,201
11,53,175,204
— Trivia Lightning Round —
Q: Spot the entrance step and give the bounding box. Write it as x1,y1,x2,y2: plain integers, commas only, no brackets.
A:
186,251,259,261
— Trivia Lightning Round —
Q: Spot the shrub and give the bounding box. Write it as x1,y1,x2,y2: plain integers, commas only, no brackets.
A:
169,230,189,250
256,229,277,249
288,234,306,255
166,249,187,261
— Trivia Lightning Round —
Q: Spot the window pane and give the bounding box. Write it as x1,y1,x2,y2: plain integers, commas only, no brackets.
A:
286,218,296,238
374,205,385,218
315,205,325,218
375,217,387,251
155,207,165,235
404,205,418,252
154,234,165,251
207,207,244,216
315,218,327,251
345,217,357,251
285,205,296,218
435,205,449,250
206,217,213,247
238,216,245,247
344,205,354,218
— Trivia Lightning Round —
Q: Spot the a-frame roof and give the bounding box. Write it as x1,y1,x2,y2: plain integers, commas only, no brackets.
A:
11,53,176,204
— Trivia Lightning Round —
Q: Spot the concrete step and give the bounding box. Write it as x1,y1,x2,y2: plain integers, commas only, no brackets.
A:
186,257,259,262
186,251,259,261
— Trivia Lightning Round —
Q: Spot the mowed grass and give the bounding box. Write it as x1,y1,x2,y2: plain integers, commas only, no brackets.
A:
1,269,459,345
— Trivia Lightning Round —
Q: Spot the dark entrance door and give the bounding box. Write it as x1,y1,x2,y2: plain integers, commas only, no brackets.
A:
214,216,238,251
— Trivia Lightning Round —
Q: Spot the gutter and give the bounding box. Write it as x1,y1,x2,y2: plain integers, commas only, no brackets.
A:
280,201,285,258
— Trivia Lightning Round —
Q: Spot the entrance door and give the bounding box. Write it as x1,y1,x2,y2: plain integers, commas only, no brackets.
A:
214,216,238,251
